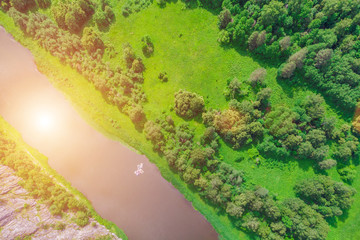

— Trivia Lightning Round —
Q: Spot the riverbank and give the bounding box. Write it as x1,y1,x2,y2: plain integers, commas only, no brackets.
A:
0,164,121,240
0,11,242,240
0,115,127,239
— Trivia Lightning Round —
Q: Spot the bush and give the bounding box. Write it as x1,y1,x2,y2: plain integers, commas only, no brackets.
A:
318,159,337,170
158,72,168,82
73,211,89,227
54,222,66,231
141,35,154,56
248,68,267,87
174,90,204,119
11,0,36,12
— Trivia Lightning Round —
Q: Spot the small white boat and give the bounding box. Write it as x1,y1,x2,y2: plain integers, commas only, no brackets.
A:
134,163,144,176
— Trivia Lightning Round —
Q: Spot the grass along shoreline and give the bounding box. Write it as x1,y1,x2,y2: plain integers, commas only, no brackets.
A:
0,115,127,239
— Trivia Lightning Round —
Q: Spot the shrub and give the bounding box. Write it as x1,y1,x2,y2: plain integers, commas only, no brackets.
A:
141,35,154,56
158,72,168,82
174,90,204,119
318,159,337,170
73,211,89,227
248,68,267,87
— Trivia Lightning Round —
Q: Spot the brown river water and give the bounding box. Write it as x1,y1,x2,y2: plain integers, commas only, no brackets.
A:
0,27,218,240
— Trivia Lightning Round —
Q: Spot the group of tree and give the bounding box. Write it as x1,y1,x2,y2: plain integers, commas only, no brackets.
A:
52,0,95,33
122,0,152,17
147,113,335,240
94,0,115,29
258,93,359,177
215,0,360,112
295,175,356,218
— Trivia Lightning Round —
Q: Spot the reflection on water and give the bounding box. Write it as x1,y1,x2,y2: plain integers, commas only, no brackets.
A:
0,27,218,240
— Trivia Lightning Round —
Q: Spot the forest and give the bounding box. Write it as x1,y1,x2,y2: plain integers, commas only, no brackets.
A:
1,0,360,239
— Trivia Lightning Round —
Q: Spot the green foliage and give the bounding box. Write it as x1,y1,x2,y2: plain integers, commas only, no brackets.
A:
0,134,90,226
294,176,356,218
174,90,204,119
265,106,296,139
318,159,337,170
141,35,154,57
281,198,329,240
36,0,50,9
218,8,231,30
10,0,36,13
248,68,266,87
122,0,151,17
52,0,95,33
223,78,244,100
73,211,90,227
217,29,230,44
54,222,66,231
81,27,105,55
158,71,168,82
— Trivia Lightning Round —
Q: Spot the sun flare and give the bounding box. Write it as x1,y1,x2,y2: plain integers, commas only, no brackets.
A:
36,112,54,131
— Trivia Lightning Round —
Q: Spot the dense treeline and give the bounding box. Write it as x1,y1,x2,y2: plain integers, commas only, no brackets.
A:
0,132,91,226
215,0,360,112
141,108,355,239
6,2,147,126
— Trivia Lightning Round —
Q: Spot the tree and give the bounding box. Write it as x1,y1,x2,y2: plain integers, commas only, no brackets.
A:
280,61,296,78
306,129,326,148
141,35,154,56
258,1,287,27
248,31,259,50
224,78,243,99
11,0,36,12
201,127,217,144
283,134,302,150
279,36,291,51
265,106,296,139
128,104,145,124
302,94,325,121
288,48,308,69
322,117,336,138
123,43,136,67
183,166,200,184
318,159,337,170
144,121,164,151
294,176,356,218
174,90,205,119
248,68,267,87
281,198,329,240
217,30,231,44
297,141,314,158
131,58,145,73
256,87,272,107
94,10,110,29
81,27,104,55
190,148,207,168
218,8,232,29
37,0,50,9
315,49,333,68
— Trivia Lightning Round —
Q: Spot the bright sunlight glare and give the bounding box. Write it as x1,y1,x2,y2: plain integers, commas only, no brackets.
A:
35,112,55,131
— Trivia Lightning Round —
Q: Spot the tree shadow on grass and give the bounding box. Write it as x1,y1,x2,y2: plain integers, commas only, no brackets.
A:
338,209,350,223
97,16,117,33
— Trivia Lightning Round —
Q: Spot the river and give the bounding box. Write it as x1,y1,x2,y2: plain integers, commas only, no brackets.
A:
0,27,218,240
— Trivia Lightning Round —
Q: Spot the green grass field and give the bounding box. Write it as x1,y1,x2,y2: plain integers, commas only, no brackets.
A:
1,1,360,239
